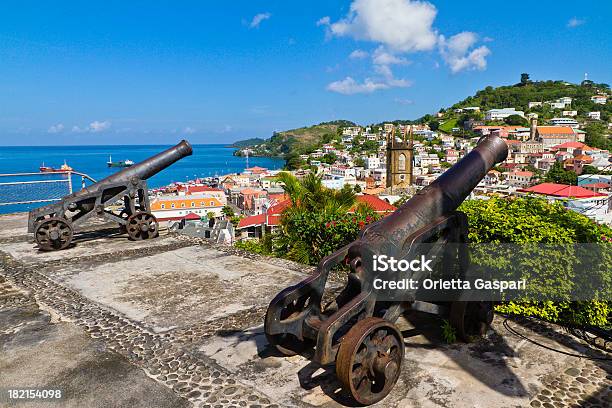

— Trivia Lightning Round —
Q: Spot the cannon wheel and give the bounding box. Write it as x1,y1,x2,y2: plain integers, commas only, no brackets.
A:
264,296,313,356
34,217,73,251
336,317,404,405
126,211,159,240
449,301,494,342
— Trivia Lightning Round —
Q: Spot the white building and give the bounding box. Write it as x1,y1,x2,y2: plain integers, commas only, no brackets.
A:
591,95,608,105
528,102,543,109
366,156,380,170
562,110,577,117
342,126,362,136
549,117,579,127
588,111,601,120
485,108,525,121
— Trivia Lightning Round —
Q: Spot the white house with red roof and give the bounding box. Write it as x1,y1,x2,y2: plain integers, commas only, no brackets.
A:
518,183,610,222
507,171,534,188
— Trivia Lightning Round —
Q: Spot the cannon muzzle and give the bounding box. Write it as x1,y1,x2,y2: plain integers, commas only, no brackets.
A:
74,140,193,197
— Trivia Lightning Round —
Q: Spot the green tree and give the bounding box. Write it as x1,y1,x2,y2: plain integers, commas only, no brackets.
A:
271,172,378,264
221,205,234,217
545,161,577,185
353,157,366,168
428,120,440,131
504,114,529,126
584,122,611,150
320,153,338,165
520,73,530,86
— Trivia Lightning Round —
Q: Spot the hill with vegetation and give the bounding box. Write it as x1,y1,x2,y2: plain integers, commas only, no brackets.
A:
230,138,266,148
234,120,355,164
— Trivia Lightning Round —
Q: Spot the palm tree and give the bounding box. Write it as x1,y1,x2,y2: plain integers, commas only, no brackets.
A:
273,172,369,264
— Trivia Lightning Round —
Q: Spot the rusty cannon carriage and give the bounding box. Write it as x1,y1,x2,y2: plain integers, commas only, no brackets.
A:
264,135,508,405
28,140,193,251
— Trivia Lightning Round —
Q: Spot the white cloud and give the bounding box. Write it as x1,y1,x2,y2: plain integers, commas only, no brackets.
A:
71,121,111,133
183,126,196,134
372,46,409,66
349,49,369,59
329,0,438,52
322,0,491,75
89,120,111,132
326,77,390,95
567,17,585,28
48,123,64,133
250,12,271,28
316,16,331,26
438,32,490,73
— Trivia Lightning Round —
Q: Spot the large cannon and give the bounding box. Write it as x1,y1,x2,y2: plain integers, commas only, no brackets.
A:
28,140,193,251
264,135,508,405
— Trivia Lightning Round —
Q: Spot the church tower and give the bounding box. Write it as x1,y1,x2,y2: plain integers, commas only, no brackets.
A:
386,125,414,190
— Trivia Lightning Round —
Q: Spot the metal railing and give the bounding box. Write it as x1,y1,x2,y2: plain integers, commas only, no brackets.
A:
0,171,96,207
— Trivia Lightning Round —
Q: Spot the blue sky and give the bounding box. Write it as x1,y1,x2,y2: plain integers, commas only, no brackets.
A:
0,0,610,145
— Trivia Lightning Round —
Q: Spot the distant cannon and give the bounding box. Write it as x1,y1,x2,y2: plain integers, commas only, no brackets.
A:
28,140,193,251
264,135,508,405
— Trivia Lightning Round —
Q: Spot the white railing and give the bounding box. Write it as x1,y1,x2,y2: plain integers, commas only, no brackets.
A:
0,171,96,206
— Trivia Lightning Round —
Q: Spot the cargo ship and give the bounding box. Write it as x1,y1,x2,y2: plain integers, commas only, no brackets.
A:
107,155,134,168
39,160,73,173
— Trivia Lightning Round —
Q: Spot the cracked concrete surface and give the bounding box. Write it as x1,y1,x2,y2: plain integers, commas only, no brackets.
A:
0,212,610,407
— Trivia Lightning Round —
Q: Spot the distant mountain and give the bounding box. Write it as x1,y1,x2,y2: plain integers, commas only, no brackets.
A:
230,138,266,148
233,120,356,159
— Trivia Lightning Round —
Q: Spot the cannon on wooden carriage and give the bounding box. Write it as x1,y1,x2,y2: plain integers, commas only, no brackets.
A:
28,140,193,251
264,135,508,405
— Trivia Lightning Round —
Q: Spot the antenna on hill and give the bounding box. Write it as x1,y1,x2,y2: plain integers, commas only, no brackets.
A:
584,72,588,81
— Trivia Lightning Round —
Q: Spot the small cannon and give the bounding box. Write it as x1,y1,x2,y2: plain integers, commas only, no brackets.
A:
264,135,508,404
28,140,193,251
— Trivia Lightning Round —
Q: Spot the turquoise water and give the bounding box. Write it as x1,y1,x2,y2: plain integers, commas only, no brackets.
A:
0,144,284,214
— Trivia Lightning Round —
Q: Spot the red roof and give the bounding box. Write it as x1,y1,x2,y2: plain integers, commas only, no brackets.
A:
354,194,396,213
237,213,266,229
553,141,585,149
520,183,606,198
510,171,533,177
537,126,574,135
268,199,291,216
183,212,202,221
583,182,611,189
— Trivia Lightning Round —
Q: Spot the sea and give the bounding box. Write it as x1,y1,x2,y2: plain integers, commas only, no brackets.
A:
0,144,284,214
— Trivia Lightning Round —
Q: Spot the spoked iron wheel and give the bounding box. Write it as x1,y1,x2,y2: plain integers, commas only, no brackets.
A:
336,317,404,405
449,301,494,342
264,295,313,356
126,211,159,240
34,217,73,251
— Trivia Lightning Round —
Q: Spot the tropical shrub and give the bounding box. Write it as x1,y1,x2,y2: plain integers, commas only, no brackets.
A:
460,196,612,328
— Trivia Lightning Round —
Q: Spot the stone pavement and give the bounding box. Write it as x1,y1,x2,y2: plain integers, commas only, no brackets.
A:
0,213,610,407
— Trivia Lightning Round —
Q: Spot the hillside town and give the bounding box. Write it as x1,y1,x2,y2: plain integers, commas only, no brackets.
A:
146,87,612,243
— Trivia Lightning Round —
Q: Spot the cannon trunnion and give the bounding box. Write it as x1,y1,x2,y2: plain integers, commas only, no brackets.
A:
264,135,508,405
28,140,193,251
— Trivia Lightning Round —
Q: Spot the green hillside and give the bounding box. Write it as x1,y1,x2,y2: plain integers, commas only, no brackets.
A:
446,77,611,122
234,120,355,158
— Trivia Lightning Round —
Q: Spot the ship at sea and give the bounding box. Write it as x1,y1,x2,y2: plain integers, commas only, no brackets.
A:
39,160,73,173
107,155,134,168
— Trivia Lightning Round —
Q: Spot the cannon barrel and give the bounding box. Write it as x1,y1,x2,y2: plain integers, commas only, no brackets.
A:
361,135,508,248
73,140,193,197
